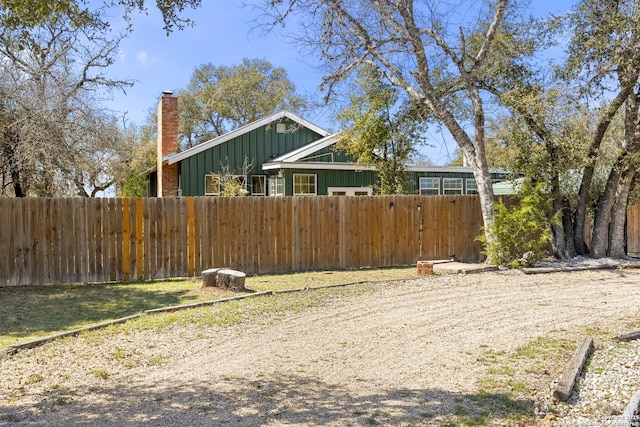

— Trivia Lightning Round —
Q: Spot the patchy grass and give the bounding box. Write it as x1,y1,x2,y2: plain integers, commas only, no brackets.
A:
0,267,415,349
102,283,377,339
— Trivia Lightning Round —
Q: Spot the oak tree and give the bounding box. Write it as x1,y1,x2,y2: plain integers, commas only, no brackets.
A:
337,66,424,194
256,0,516,249
178,58,307,148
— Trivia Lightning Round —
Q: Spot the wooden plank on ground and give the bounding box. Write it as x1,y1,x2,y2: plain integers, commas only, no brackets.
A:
617,330,640,342
554,337,594,401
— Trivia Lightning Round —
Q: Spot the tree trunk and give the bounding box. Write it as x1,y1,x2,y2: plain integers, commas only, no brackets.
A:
609,167,635,258
591,158,624,258
551,195,578,260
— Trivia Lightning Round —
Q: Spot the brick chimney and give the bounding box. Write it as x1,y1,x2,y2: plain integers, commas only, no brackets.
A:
157,90,179,197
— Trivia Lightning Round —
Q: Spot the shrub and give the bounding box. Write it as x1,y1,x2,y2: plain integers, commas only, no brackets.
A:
480,180,552,267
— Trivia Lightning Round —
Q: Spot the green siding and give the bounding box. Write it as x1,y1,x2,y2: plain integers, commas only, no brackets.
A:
280,169,377,196
179,118,325,196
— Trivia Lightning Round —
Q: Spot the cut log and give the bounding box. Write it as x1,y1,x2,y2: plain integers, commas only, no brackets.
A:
202,267,228,288
554,337,594,402
617,330,640,342
216,269,247,292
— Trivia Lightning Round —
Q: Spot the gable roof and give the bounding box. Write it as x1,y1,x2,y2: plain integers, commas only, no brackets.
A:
269,132,343,163
167,110,331,165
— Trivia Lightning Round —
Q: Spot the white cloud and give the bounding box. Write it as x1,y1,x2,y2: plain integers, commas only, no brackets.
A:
135,50,150,66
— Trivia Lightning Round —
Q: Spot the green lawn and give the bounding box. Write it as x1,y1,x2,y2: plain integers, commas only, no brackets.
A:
0,267,416,349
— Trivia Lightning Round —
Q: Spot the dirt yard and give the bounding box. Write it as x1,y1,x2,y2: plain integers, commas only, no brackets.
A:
1,268,640,426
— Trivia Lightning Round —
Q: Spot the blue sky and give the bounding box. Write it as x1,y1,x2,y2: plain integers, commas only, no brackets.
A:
104,1,575,165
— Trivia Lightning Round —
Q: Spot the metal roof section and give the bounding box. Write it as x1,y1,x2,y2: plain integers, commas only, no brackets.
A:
263,161,375,171
167,110,331,165
262,160,495,174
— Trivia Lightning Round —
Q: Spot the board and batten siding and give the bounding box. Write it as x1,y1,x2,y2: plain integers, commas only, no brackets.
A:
276,168,378,196
179,118,325,196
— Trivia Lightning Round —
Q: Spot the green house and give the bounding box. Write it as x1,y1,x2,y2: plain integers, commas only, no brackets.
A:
149,92,506,197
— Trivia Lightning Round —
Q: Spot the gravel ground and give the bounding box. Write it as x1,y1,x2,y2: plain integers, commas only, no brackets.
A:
1,265,640,426
549,339,640,427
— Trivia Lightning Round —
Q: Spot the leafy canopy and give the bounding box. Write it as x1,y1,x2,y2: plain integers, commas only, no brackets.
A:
0,0,202,34
178,58,307,148
337,66,425,194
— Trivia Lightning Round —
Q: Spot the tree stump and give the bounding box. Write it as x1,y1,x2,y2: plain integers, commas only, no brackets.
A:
202,268,246,292
202,268,227,288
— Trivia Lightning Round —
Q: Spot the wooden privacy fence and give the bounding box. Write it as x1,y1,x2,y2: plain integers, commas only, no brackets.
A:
0,195,487,286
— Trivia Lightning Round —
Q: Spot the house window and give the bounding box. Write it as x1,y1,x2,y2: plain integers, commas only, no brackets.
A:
205,174,220,196
268,176,285,196
251,175,266,196
466,178,478,195
293,174,317,195
419,177,440,195
443,178,463,194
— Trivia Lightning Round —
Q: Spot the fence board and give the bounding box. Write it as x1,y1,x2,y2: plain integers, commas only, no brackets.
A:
0,199,11,285
628,206,640,253
76,198,88,283
122,199,131,281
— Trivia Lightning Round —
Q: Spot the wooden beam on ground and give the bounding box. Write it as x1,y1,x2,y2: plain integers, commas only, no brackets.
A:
522,264,618,274
616,330,640,342
554,337,595,402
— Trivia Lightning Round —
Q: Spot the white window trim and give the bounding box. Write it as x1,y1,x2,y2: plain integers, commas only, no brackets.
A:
268,176,285,196
293,174,317,195
328,187,373,196
465,178,478,195
419,177,440,195
443,177,463,195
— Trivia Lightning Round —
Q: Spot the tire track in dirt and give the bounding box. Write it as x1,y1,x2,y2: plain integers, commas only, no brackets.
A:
2,269,639,426
160,270,640,395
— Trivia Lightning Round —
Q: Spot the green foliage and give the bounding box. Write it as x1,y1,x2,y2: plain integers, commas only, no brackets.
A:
178,58,307,148
337,66,424,194
115,125,157,197
479,180,552,267
118,172,148,197
0,0,201,34
219,176,249,197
